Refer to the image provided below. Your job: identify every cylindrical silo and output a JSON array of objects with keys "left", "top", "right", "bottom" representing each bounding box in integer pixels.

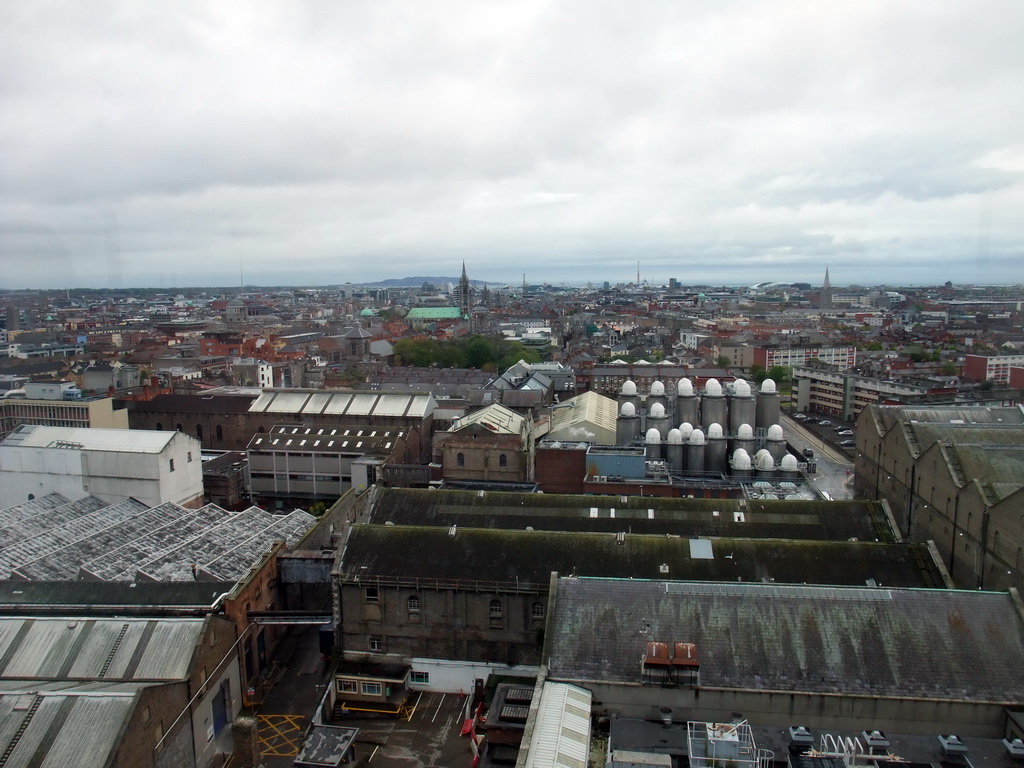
[
  {"left": 754, "top": 448, "right": 775, "bottom": 480},
  {"left": 755, "top": 378, "right": 781, "bottom": 431},
  {"left": 616, "top": 401, "right": 641, "bottom": 445},
  {"left": 705, "top": 423, "right": 728, "bottom": 475},
  {"left": 730, "top": 448, "right": 753, "bottom": 480},
  {"left": 701, "top": 379, "right": 727, "bottom": 431},
  {"left": 665, "top": 428, "right": 684, "bottom": 472},
  {"left": 779, "top": 454, "right": 801, "bottom": 484},
  {"left": 766, "top": 423, "right": 787, "bottom": 464},
  {"left": 618, "top": 380, "right": 641, "bottom": 413},
  {"left": 676, "top": 379, "right": 699, "bottom": 427},
  {"left": 646, "top": 402, "right": 671, "bottom": 440},
  {"left": 687, "top": 428, "right": 706, "bottom": 473},
  {"left": 728, "top": 379, "right": 756, "bottom": 435},
  {"left": 648, "top": 380, "right": 669, "bottom": 415},
  {"left": 677, "top": 422, "right": 694, "bottom": 472},
  {"left": 645, "top": 427, "right": 663, "bottom": 460},
  {"left": 732, "top": 423, "right": 757, "bottom": 458}
]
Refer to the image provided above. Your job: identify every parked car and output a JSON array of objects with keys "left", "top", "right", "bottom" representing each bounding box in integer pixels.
[
  {"left": 818, "top": 420, "right": 832, "bottom": 427},
  {"left": 837, "top": 429, "right": 854, "bottom": 436},
  {"left": 793, "top": 413, "right": 808, "bottom": 420},
  {"left": 840, "top": 439, "right": 856, "bottom": 447}
]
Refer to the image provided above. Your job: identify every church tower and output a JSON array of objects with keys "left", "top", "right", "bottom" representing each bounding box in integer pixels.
[
  {"left": 820, "top": 267, "right": 833, "bottom": 310},
  {"left": 459, "top": 262, "right": 472, "bottom": 332}
]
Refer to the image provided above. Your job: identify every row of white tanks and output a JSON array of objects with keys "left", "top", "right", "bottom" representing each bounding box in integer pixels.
[{"left": 615, "top": 378, "right": 798, "bottom": 479}]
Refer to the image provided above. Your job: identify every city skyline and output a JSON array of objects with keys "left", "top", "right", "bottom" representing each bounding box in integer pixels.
[{"left": 2, "top": 2, "right": 1023, "bottom": 289}]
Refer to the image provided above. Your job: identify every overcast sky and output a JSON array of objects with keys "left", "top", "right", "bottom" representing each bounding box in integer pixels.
[{"left": 2, "top": 1, "right": 1023, "bottom": 290}]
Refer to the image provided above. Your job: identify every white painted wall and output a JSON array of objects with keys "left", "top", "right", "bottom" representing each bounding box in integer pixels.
[
  {"left": 0, "top": 430, "right": 202, "bottom": 508},
  {"left": 408, "top": 658, "right": 539, "bottom": 694}
]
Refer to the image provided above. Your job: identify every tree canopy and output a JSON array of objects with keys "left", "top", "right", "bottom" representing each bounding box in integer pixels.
[{"left": 392, "top": 335, "right": 542, "bottom": 371}]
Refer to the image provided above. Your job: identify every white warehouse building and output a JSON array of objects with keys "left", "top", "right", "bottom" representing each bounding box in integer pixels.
[{"left": 0, "top": 424, "right": 204, "bottom": 509}]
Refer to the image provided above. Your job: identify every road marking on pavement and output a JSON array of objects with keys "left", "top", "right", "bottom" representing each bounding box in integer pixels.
[
  {"left": 431, "top": 693, "right": 446, "bottom": 723},
  {"left": 257, "top": 714, "right": 306, "bottom": 757}
]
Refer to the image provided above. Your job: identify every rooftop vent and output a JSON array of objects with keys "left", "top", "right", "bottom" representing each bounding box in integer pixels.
[
  {"left": 616, "top": 532, "right": 626, "bottom": 545},
  {"left": 1002, "top": 738, "right": 1024, "bottom": 759},
  {"left": 938, "top": 735, "right": 969, "bottom": 757},
  {"left": 448, "top": 524, "right": 457, "bottom": 538},
  {"left": 862, "top": 730, "right": 890, "bottom": 753}
]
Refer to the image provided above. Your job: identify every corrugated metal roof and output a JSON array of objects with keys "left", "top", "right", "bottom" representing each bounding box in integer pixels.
[
  {"left": 0, "top": 617, "right": 204, "bottom": 681},
  {"left": 524, "top": 682, "right": 591, "bottom": 768},
  {"left": 1, "top": 425, "right": 175, "bottom": 453}
]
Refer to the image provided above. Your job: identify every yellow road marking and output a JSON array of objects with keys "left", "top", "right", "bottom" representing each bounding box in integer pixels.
[{"left": 257, "top": 714, "right": 306, "bottom": 757}]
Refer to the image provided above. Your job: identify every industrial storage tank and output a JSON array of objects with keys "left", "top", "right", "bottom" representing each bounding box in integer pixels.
[
  {"left": 730, "top": 448, "right": 753, "bottom": 480},
  {"left": 618, "top": 380, "right": 641, "bottom": 413},
  {"left": 765, "top": 423, "right": 787, "bottom": 463},
  {"left": 665, "top": 428, "right": 684, "bottom": 472},
  {"left": 705, "top": 423, "right": 728, "bottom": 475},
  {"left": 676, "top": 378, "right": 699, "bottom": 427},
  {"left": 645, "top": 427, "right": 663, "bottom": 460},
  {"left": 687, "top": 428, "right": 706, "bottom": 473},
  {"left": 754, "top": 449, "right": 776, "bottom": 480},
  {"left": 616, "top": 401, "right": 641, "bottom": 445},
  {"left": 732, "top": 422, "right": 757, "bottom": 458},
  {"left": 755, "top": 378, "right": 781, "bottom": 430},
  {"left": 779, "top": 453, "right": 800, "bottom": 481},
  {"left": 728, "top": 379, "right": 756, "bottom": 435},
  {"left": 646, "top": 401, "right": 671, "bottom": 439},
  {"left": 701, "top": 378, "right": 727, "bottom": 430},
  {"left": 648, "top": 380, "right": 669, "bottom": 414}
]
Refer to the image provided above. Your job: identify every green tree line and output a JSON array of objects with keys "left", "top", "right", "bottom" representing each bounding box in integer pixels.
[{"left": 393, "top": 335, "right": 542, "bottom": 372}]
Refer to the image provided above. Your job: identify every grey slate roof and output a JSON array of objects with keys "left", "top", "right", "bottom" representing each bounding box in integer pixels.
[
  {"left": 338, "top": 526, "right": 943, "bottom": 590},
  {"left": 366, "top": 488, "right": 893, "bottom": 541},
  {"left": 0, "top": 492, "right": 71, "bottom": 526},
  {"left": 545, "top": 577, "right": 1024, "bottom": 702}
]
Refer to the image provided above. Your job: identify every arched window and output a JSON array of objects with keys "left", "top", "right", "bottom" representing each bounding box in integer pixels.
[
  {"left": 499, "top": 454, "right": 507, "bottom": 467},
  {"left": 176, "top": 423, "right": 183, "bottom": 432},
  {"left": 489, "top": 599, "right": 502, "bottom": 618},
  {"left": 457, "top": 452, "right": 465, "bottom": 467},
  {"left": 155, "top": 422, "right": 163, "bottom": 431},
  {"left": 195, "top": 424, "right": 203, "bottom": 440},
  {"left": 258, "top": 425, "right": 266, "bottom": 433},
  {"left": 216, "top": 424, "right": 224, "bottom": 441},
  {"left": 531, "top": 601, "right": 544, "bottom": 619},
  {"left": 408, "top": 596, "right": 421, "bottom": 613}
]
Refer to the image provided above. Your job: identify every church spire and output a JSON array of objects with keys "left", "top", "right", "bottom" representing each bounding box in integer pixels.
[{"left": 821, "top": 267, "right": 833, "bottom": 310}]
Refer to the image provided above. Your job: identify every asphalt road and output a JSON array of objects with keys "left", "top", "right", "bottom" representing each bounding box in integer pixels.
[{"left": 780, "top": 413, "right": 856, "bottom": 500}]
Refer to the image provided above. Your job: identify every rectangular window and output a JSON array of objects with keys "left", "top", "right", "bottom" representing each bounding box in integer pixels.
[
  {"left": 169, "top": 459, "right": 175, "bottom": 472},
  {"left": 364, "top": 587, "right": 379, "bottom": 604},
  {"left": 338, "top": 679, "right": 358, "bottom": 693},
  {"left": 369, "top": 636, "right": 383, "bottom": 652},
  {"left": 187, "top": 451, "right": 193, "bottom": 462},
  {"left": 411, "top": 671, "right": 429, "bottom": 685},
  {"left": 361, "top": 681, "right": 383, "bottom": 696}
]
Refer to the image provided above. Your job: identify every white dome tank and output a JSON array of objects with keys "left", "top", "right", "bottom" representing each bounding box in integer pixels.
[
  {"left": 767, "top": 424, "right": 784, "bottom": 440},
  {"left": 620, "top": 402, "right": 636, "bottom": 417},
  {"left": 707, "top": 423, "right": 724, "bottom": 439},
  {"left": 649, "top": 402, "right": 666, "bottom": 418},
  {"left": 679, "top": 422, "right": 694, "bottom": 438},
  {"left": 732, "top": 449, "right": 752, "bottom": 470},
  {"left": 756, "top": 451, "right": 776, "bottom": 471},
  {"left": 780, "top": 454, "right": 799, "bottom": 471},
  {"left": 704, "top": 378, "right": 723, "bottom": 396},
  {"left": 677, "top": 378, "right": 694, "bottom": 396},
  {"left": 622, "top": 380, "right": 637, "bottom": 396},
  {"left": 733, "top": 379, "right": 751, "bottom": 397},
  {"left": 667, "top": 428, "right": 683, "bottom": 445},
  {"left": 645, "top": 428, "right": 661, "bottom": 443},
  {"left": 688, "top": 428, "right": 706, "bottom": 445},
  {"left": 760, "top": 378, "right": 777, "bottom": 394},
  {"left": 737, "top": 423, "right": 754, "bottom": 439},
  {"left": 650, "top": 381, "right": 665, "bottom": 396}
]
